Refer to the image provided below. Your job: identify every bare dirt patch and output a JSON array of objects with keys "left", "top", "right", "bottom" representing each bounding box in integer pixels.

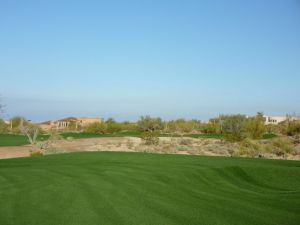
[
  {"left": 1, "top": 136, "right": 300, "bottom": 160},
  {"left": 0, "top": 145, "right": 33, "bottom": 159}
]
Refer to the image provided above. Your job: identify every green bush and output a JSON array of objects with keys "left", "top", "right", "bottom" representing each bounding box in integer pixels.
[
  {"left": 105, "top": 118, "right": 122, "bottom": 133},
  {"left": 119, "top": 121, "right": 138, "bottom": 131},
  {"left": 140, "top": 132, "right": 159, "bottom": 145},
  {"left": 138, "top": 116, "right": 164, "bottom": 132},
  {"left": 85, "top": 119, "right": 137, "bottom": 134},
  {"left": 221, "top": 114, "right": 247, "bottom": 142},
  {"left": 201, "top": 122, "right": 220, "bottom": 134},
  {"left": 165, "top": 119, "right": 202, "bottom": 133},
  {"left": 85, "top": 122, "right": 107, "bottom": 134}
]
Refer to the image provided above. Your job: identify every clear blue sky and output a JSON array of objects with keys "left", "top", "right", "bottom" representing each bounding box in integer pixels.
[{"left": 1, "top": 0, "right": 300, "bottom": 122}]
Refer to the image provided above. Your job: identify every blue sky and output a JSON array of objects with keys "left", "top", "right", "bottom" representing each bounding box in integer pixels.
[{"left": 1, "top": 0, "right": 300, "bottom": 122}]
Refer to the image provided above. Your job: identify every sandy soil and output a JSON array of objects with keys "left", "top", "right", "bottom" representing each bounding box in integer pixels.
[
  {"left": 0, "top": 137, "right": 299, "bottom": 160},
  {"left": 0, "top": 145, "right": 32, "bottom": 159},
  {"left": 0, "top": 137, "right": 141, "bottom": 159}
]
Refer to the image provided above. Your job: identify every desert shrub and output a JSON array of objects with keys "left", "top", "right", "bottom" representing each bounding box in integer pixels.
[
  {"left": 238, "top": 138, "right": 263, "bottom": 157},
  {"left": 119, "top": 121, "right": 138, "bottom": 131},
  {"left": 161, "top": 143, "right": 172, "bottom": 151},
  {"left": 46, "top": 130, "right": 63, "bottom": 142},
  {"left": 201, "top": 122, "right": 220, "bottom": 134},
  {"left": 85, "top": 119, "right": 137, "bottom": 134},
  {"left": 221, "top": 114, "right": 247, "bottom": 142},
  {"left": 227, "top": 148, "right": 236, "bottom": 156},
  {"left": 105, "top": 118, "right": 122, "bottom": 133},
  {"left": 277, "top": 120, "right": 300, "bottom": 136},
  {"left": 30, "top": 150, "right": 43, "bottom": 157},
  {"left": 179, "top": 138, "right": 192, "bottom": 145},
  {"left": 266, "top": 124, "right": 278, "bottom": 134},
  {"left": 286, "top": 121, "right": 300, "bottom": 136},
  {"left": 246, "top": 114, "right": 266, "bottom": 139},
  {"left": 37, "top": 130, "right": 63, "bottom": 154},
  {"left": 137, "top": 116, "right": 164, "bottom": 132},
  {"left": 140, "top": 132, "right": 159, "bottom": 145},
  {"left": 293, "top": 135, "right": 300, "bottom": 145},
  {"left": 271, "top": 137, "right": 293, "bottom": 156},
  {"left": 126, "top": 140, "right": 134, "bottom": 149},
  {"left": 20, "top": 123, "right": 42, "bottom": 144},
  {"left": 224, "top": 133, "right": 246, "bottom": 142},
  {"left": 85, "top": 122, "right": 107, "bottom": 134},
  {"left": 165, "top": 119, "right": 202, "bottom": 133}
]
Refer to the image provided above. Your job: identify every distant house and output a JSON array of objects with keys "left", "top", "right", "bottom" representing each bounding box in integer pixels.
[
  {"left": 263, "top": 115, "right": 299, "bottom": 125},
  {"left": 39, "top": 117, "right": 102, "bottom": 130},
  {"left": 4, "top": 120, "right": 10, "bottom": 125}
]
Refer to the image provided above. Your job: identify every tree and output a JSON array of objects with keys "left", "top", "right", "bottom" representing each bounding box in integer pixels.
[
  {"left": 137, "top": 116, "right": 164, "bottom": 132},
  {"left": 20, "top": 123, "right": 40, "bottom": 145}
]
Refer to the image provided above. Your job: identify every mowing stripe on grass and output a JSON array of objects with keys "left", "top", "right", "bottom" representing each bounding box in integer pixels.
[{"left": 0, "top": 152, "right": 299, "bottom": 225}]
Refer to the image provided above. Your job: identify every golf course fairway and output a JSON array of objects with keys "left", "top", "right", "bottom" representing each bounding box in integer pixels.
[{"left": 0, "top": 152, "right": 299, "bottom": 225}]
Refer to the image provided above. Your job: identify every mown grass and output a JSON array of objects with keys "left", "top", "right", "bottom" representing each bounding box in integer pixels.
[
  {"left": 62, "top": 130, "right": 141, "bottom": 139},
  {"left": 0, "top": 152, "right": 299, "bottom": 225},
  {"left": 0, "top": 134, "right": 29, "bottom": 146},
  {"left": 0, "top": 134, "right": 50, "bottom": 146}
]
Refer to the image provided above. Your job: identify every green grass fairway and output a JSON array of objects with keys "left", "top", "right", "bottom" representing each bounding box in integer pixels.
[
  {"left": 0, "top": 152, "right": 299, "bottom": 225},
  {"left": 0, "top": 134, "right": 29, "bottom": 146},
  {"left": 62, "top": 131, "right": 142, "bottom": 139},
  {"left": 0, "top": 134, "right": 49, "bottom": 146}
]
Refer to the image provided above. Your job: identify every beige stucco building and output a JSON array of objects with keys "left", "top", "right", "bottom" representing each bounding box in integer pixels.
[
  {"left": 39, "top": 117, "right": 102, "bottom": 130},
  {"left": 263, "top": 115, "right": 299, "bottom": 125}
]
